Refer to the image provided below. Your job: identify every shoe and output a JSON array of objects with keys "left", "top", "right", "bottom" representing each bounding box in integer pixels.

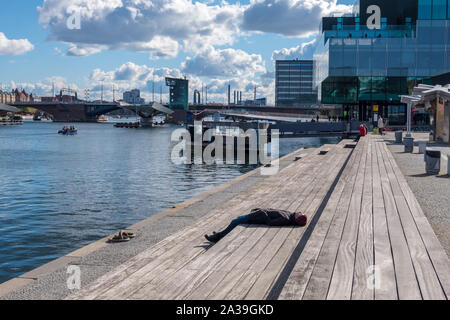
[{"left": 205, "top": 232, "right": 222, "bottom": 243}]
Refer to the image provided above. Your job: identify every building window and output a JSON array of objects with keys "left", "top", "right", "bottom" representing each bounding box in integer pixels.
[
  {"left": 419, "top": 0, "right": 432, "bottom": 19},
  {"left": 448, "top": 0, "right": 450, "bottom": 18},
  {"left": 433, "top": 0, "right": 447, "bottom": 19}
]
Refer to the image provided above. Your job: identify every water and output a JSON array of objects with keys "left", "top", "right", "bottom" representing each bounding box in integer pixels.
[{"left": 0, "top": 121, "right": 340, "bottom": 283}]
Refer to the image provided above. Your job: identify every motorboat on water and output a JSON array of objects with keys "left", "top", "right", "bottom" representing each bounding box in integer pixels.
[{"left": 58, "top": 126, "right": 78, "bottom": 135}]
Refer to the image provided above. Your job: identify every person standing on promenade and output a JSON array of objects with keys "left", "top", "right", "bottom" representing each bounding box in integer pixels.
[
  {"left": 205, "top": 208, "right": 308, "bottom": 243},
  {"left": 378, "top": 116, "right": 385, "bottom": 135}
]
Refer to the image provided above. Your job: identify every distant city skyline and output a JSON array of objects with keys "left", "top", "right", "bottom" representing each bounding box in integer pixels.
[{"left": 0, "top": 0, "right": 355, "bottom": 104}]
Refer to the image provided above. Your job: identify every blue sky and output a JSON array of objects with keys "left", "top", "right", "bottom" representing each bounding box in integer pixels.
[{"left": 0, "top": 0, "right": 355, "bottom": 104}]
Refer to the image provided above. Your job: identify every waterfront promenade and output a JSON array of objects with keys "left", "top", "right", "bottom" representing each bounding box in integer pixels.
[{"left": 1, "top": 135, "right": 449, "bottom": 300}]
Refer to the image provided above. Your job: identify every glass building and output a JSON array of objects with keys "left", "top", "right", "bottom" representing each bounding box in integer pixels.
[
  {"left": 275, "top": 60, "right": 318, "bottom": 107},
  {"left": 314, "top": 0, "right": 450, "bottom": 125},
  {"left": 165, "top": 77, "right": 189, "bottom": 111}
]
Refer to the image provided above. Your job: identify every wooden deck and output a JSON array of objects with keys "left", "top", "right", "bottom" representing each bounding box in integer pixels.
[
  {"left": 68, "top": 135, "right": 449, "bottom": 300},
  {"left": 279, "top": 135, "right": 450, "bottom": 300}
]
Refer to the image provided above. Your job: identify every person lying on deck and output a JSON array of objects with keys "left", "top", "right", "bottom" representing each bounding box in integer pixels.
[{"left": 205, "top": 208, "right": 308, "bottom": 243}]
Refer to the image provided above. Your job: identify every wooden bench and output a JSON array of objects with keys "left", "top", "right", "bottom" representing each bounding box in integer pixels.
[
  {"left": 278, "top": 135, "right": 450, "bottom": 300},
  {"left": 68, "top": 140, "right": 354, "bottom": 300}
]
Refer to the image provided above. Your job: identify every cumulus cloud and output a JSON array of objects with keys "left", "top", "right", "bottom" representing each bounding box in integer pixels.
[
  {"left": 37, "top": 0, "right": 243, "bottom": 57},
  {"left": 67, "top": 44, "right": 106, "bottom": 56},
  {"left": 9, "top": 77, "right": 79, "bottom": 96},
  {"left": 89, "top": 61, "right": 275, "bottom": 104},
  {"left": 0, "top": 32, "right": 34, "bottom": 55},
  {"left": 272, "top": 38, "right": 317, "bottom": 61},
  {"left": 242, "top": 0, "right": 352, "bottom": 37},
  {"left": 181, "top": 46, "right": 266, "bottom": 77}
]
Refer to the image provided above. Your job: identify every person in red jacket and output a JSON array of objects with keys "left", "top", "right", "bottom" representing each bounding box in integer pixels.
[
  {"left": 205, "top": 208, "right": 308, "bottom": 243},
  {"left": 359, "top": 124, "right": 367, "bottom": 137}
]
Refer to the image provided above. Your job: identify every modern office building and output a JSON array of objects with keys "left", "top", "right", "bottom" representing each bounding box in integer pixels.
[
  {"left": 314, "top": 0, "right": 450, "bottom": 125},
  {"left": 275, "top": 60, "right": 318, "bottom": 107}
]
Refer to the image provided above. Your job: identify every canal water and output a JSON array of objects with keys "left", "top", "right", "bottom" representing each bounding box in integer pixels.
[{"left": 0, "top": 121, "right": 340, "bottom": 283}]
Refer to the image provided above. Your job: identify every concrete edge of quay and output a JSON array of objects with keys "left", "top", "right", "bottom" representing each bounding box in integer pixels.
[{"left": 0, "top": 146, "right": 313, "bottom": 300}]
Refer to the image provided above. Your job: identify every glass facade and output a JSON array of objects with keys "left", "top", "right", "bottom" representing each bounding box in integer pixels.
[
  {"left": 315, "top": 20, "right": 450, "bottom": 106},
  {"left": 165, "top": 77, "right": 189, "bottom": 110},
  {"left": 418, "top": 0, "right": 450, "bottom": 19},
  {"left": 275, "top": 60, "right": 318, "bottom": 107},
  {"left": 317, "top": 20, "right": 450, "bottom": 83},
  {"left": 321, "top": 76, "right": 409, "bottom": 104},
  {"left": 313, "top": 0, "right": 449, "bottom": 125}
]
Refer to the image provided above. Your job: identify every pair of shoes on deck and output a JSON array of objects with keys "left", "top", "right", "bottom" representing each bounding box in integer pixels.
[
  {"left": 205, "top": 232, "right": 222, "bottom": 243},
  {"left": 108, "top": 231, "right": 136, "bottom": 243}
]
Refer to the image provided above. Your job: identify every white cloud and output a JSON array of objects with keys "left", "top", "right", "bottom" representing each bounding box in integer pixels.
[
  {"left": 242, "top": 0, "right": 352, "bottom": 37},
  {"left": 181, "top": 46, "right": 266, "bottom": 77},
  {"left": 9, "top": 77, "right": 79, "bottom": 96},
  {"left": 272, "top": 38, "right": 317, "bottom": 61},
  {"left": 37, "top": 0, "right": 243, "bottom": 57},
  {"left": 129, "top": 36, "right": 180, "bottom": 59},
  {"left": 89, "top": 61, "right": 275, "bottom": 104},
  {"left": 0, "top": 32, "right": 34, "bottom": 55}
]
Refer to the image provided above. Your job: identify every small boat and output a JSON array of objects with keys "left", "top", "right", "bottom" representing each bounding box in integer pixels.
[
  {"left": 97, "top": 115, "right": 109, "bottom": 123},
  {"left": 58, "top": 127, "right": 78, "bottom": 135},
  {"left": 114, "top": 122, "right": 141, "bottom": 128}
]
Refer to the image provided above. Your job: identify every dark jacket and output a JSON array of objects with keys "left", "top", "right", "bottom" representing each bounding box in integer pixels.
[{"left": 247, "top": 208, "right": 297, "bottom": 226}]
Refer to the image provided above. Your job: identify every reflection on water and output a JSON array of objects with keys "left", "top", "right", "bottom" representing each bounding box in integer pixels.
[{"left": 0, "top": 121, "right": 339, "bottom": 283}]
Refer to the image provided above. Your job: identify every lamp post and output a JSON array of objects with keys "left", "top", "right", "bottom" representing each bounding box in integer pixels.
[{"left": 406, "top": 101, "right": 412, "bottom": 138}]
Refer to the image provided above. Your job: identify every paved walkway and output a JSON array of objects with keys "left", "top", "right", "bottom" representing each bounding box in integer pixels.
[{"left": 383, "top": 131, "right": 450, "bottom": 257}]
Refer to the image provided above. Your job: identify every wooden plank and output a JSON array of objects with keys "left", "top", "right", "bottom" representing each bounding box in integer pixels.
[
  {"left": 379, "top": 140, "right": 445, "bottom": 300},
  {"left": 381, "top": 141, "right": 450, "bottom": 299},
  {"left": 370, "top": 136, "right": 397, "bottom": 300},
  {"left": 326, "top": 138, "right": 368, "bottom": 300},
  {"left": 375, "top": 138, "right": 422, "bottom": 300},
  {"left": 243, "top": 147, "right": 353, "bottom": 300},
  {"left": 352, "top": 138, "right": 374, "bottom": 300},
  {"left": 186, "top": 227, "right": 280, "bottom": 300},
  {"left": 278, "top": 137, "right": 363, "bottom": 300},
  {"left": 302, "top": 139, "right": 365, "bottom": 300},
  {"left": 139, "top": 226, "right": 268, "bottom": 300},
  {"left": 224, "top": 227, "right": 294, "bottom": 300}
]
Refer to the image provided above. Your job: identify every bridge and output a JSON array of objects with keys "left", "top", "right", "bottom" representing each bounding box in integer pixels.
[
  {"left": 0, "top": 103, "right": 19, "bottom": 115},
  {"left": 10, "top": 101, "right": 173, "bottom": 123}
]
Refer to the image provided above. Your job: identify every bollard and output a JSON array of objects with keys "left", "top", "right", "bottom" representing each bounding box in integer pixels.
[
  {"left": 448, "top": 154, "right": 450, "bottom": 175},
  {"left": 404, "top": 136, "right": 414, "bottom": 153},
  {"left": 425, "top": 149, "right": 441, "bottom": 175},
  {"left": 395, "top": 131, "right": 403, "bottom": 144},
  {"left": 418, "top": 141, "right": 427, "bottom": 154}
]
